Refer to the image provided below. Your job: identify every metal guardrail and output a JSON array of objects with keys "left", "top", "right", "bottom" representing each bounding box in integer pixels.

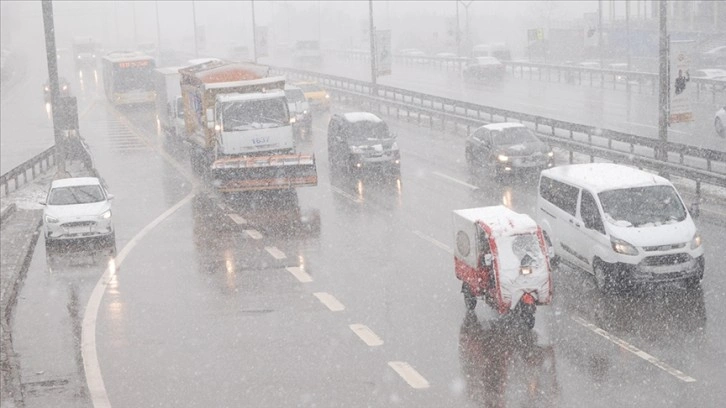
[
  {"left": 272, "top": 66, "right": 726, "bottom": 191},
  {"left": 323, "top": 48, "right": 725, "bottom": 102},
  {"left": 0, "top": 146, "right": 56, "bottom": 197}
]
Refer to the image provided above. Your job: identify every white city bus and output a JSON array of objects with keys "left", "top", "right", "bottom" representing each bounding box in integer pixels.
[{"left": 102, "top": 51, "right": 156, "bottom": 105}]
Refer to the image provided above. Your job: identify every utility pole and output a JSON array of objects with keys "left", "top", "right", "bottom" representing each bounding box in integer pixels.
[
  {"left": 657, "top": 0, "right": 669, "bottom": 162},
  {"left": 155, "top": 1, "right": 161, "bottom": 63},
  {"left": 455, "top": 2, "right": 460, "bottom": 57},
  {"left": 458, "top": 1, "right": 473, "bottom": 57},
  {"left": 41, "top": 0, "right": 66, "bottom": 175},
  {"left": 132, "top": 1, "right": 138, "bottom": 48},
  {"left": 626, "top": 0, "right": 631, "bottom": 92},
  {"left": 369, "top": 0, "right": 377, "bottom": 91},
  {"left": 598, "top": 0, "right": 604, "bottom": 71},
  {"left": 192, "top": 1, "right": 199, "bottom": 58},
  {"left": 251, "top": 0, "right": 257, "bottom": 62}
]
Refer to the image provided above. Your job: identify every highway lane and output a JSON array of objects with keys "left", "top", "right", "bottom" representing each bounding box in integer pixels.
[
  {"left": 6, "top": 68, "right": 725, "bottom": 407},
  {"left": 267, "top": 55, "right": 726, "bottom": 153}
]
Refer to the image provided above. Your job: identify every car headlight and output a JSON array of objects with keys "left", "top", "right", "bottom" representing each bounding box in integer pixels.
[
  {"left": 62, "top": 85, "right": 68, "bottom": 90},
  {"left": 690, "top": 233, "right": 702, "bottom": 250},
  {"left": 611, "top": 237, "right": 639, "bottom": 256},
  {"left": 45, "top": 214, "right": 59, "bottom": 223},
  {"left": 100, "top": 210, "right": 112, "bottom": 220},
  {"left": 289, "top": 117, "right": 296, "bottom": 124},
  {"left": 44, "top": 86, "right": 49, "bottom": 91},
  {"left": 303, "top": 110, "right": 308, "bottom": 115},
  {"left": 497, "top": 154, "right": 509, "bottom": 162},
  {"left": 547, "top": 151, "right": 554, "bottom": 157},
  {"left": 325, "top": 94, "right": 330, "bottom": 99}
]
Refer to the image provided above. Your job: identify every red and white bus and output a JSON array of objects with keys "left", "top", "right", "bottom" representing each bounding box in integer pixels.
[{"left": 102, "top": 51, "right": 156, "bottom": 105}]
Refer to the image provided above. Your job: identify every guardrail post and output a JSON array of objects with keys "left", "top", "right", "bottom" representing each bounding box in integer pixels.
[
  {"left": 692, "top": 179, "right": 701, "bottom": 218},
  {"left": 569, "top": 151, "right": 574, "bottom": 164}
]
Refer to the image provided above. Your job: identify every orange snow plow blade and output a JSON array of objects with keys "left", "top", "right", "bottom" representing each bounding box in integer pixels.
[{"left": 211, "top": 154, "right": 318, "bottom": 192}]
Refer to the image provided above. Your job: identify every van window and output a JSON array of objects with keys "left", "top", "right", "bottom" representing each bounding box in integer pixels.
[
  {"left": 598, "top": 185, "right": 686, "bottom": 227},
  {"left": 539, "top": 176, "right": 579, "bottom": 216},
  {"left": 580, "top": 191, "right": 605, "bottom": 234}
]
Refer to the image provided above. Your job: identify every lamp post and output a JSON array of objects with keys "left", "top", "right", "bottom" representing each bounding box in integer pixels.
[
  {"left": 369, "top": 0, "right": 376, "bottom": 90},
  {"left": 192, "top": 1, "right": 198, "bottom": 58},
  {"left": 251, "top": 0, "right": 257, "bottom": 62},
  {"left": 41, "top": 0, "right": 66, "bottom": 175}
]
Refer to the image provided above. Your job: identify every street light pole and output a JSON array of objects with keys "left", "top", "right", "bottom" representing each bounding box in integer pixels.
[
  {"left": 251, "top": 0, "right": 257, "bottom": 63},
  {"left": 41, "top": 0, "right": 66, "bottom": 175},
  {"left": 192, "top": 1, "right": 199, "bottom": 58},
  {"left": 155, "top": 1, "right": 161, "bottom": 63},
  {"left": 369, "top": 0, "right": 377, "bottom": 90},
  {"left": 455, "top": 1, "right": 460, "bottom": 57},
  {"left": 458, "top": 1, "right": 472, "bottom": 57},
  {"left": 657, "top": 0, "right": 669, "bottom": 162}
]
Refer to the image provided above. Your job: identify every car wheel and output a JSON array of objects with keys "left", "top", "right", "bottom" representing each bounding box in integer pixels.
[
  {"left": 462, "top": 282, "right": 477, "bottom": 310},
  {"left": 716, "top": 117, "right": 725, "bottom": 138},
  {"left": 593, "top": 260, "right": 612, "bottom": 293}
]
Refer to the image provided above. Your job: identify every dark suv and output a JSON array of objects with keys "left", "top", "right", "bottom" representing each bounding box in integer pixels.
[
  {"left": 327, "top": 112, "right": 400, "bottom": 174},
  {"left": 465, "top": 122, "right": 554, "bottom": 180}
]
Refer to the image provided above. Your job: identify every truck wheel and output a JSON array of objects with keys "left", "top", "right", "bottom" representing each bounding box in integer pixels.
[{"left": 462, "top": 283, "right": 477, "bottom": 311}]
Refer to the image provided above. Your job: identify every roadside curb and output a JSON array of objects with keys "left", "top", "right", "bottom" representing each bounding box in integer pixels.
[
  {"left": 0, "top": 210, "right": 42, "bottom": 407},
  {"left": 0, "top": 204, "right": 16, "bottom": 225}
]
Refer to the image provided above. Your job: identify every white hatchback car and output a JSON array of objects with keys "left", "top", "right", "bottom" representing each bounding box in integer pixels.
[{"left": 41, "top": 177, "right": 115, "bottom": 249}]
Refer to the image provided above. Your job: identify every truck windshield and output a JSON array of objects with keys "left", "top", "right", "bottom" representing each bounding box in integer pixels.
[
  {"left": 222, "top": 98, "right": 289, "bottom": 131},
  {"left": 599, "top": 185, "right": 686, "bottom": 227},
  {"left": 284, "top": 89, "right": 306, "bottom": 103},
  {"left": 74, "top": 43, "right": 95, "bottom": 54}
]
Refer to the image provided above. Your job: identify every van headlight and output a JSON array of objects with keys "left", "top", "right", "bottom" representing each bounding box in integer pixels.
[
  {"left": 611, "top": 237, "right": 639, "bottom": 256},
  {"left": 45, "top": 214, "right": 59, "bottom": 224},
  {"left": 497, "top": 154, "right": 509, "bottom": 162},
  {"left": 690, "top": 233, "right": 702, "bottom": 250},
  {"left": 100, "top": 210, "right": 112, "bottom": 220}
]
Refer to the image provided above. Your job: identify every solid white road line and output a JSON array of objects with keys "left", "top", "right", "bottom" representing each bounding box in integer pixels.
[
  {"left": 571, "top": 315, "right": 696, "bottom": 383},
  {"left": 349, "top": 324, "right": 384, "bottom": 347},
  {"left": 285, "top": 266, "right": 312, "bottom": 283},
  {"left": 388, "top": 361, "right": 430, "bottom": 389},
  {"left": 265, "top": 246, "right": 287, "bottom": 260},
  {"left": 313, "top": 292, "right": 345, "bottom": 312},
  {"left": 82, "top": 191, "right": 196, "bottom": 408},
  {"left": 227, "top": 214, "right": 247, "bottom": 225},
  {"left": 432, "top": 171, "right": 479, "bottom": 191},
  {"left": 245, "top": 229, "right": 263, "bottom": 240},
  {"left": 412, "top": 230, "right": 453, "bottom": 254}
]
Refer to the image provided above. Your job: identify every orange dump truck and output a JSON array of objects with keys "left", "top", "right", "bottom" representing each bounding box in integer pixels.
[{"left": 179, "top": 60, "right": 317, "bottom": 192}]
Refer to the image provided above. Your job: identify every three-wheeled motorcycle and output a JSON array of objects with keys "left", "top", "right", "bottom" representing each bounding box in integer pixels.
[{"left": 453, "top": 205, "right": 553, "bottom": 329}]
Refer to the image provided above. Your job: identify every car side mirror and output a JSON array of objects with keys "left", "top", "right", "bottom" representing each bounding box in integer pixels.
[
  {"left": 689, "top": 202, "right": 700, "bottom": 219},
  {"left": 39, "top": 201, "right": 46, "bottom": 206},
  {"left": 107, "top": 194, "right": 115, "bottom": 201},
  {"left": 483, "top": 254, "right": 493, "bottom": 266}
]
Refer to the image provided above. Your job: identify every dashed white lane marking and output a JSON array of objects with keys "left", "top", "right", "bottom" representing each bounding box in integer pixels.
[
  {"left": 412, "top": 230, "right": 453, "bottom": 254},
  {"left": 227, "top": 214, "right": 247, "bottom": 225},
  {"left": 349, "top": 324, "right": 384, "bottom": 347},
  {"left": 388, "top": 361, "right": 430, "bottom": 389},
  {"left": 432, "top": 171, "right": 479, "bottom": 191},
  {"left": 285, "top": 266, "right": 312, "bottom": 283},
  {"left": 313, "top": 292, "right": 345, "bottom": 311},
  {"left": 265, "top": 246, "right": 287, "bottom": 260},
  {"left": 329, "top": 185, "right": 363, "bottom": 203},
  {"left": 245, "top": 229, "right": 263, "bottom": 240},
  {"left": 571, "top": 316, "right": 696, "bottom": 383}
]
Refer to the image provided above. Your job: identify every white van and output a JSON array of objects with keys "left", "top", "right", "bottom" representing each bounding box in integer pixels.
[{"left": 536, "top": 163, "right": 704, "bottom": 291}]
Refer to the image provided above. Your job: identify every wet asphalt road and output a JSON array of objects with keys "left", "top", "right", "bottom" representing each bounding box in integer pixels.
[{"left": 8, "top": 85, "right": 726, "bottom": 407}]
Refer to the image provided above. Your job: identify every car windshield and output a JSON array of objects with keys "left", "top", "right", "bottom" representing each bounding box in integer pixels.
[
  {"left": 48, "top": 185, "right": 104, "bottom": 205},
  {"left": 599, "top": 185, "right": 686, "bottom": 227},
  {"left": 343, "top": 121, "right": 391, "bottom": 141},
  {"left": 284, "top": 88, "right": 306, "bottom": 103},
  {"left": 221, "top": 98, "right": 289, "bottom": 130},
  {"left": 496, "top": 232, "right": 545, "bottom": 272},
  {"left": 491, "top": 127, "right": 540, "bottom": 146}
]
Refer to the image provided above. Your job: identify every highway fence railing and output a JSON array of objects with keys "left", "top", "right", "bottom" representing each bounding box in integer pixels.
[
  {"left": 272, "top": 65, "right": 726, "bottom": 199},
  {"left": 322, "top": 48, "right": 725, "bottom": 103},
  {"left": 0, "top": 146, "right": 55, "bottom": 197}
]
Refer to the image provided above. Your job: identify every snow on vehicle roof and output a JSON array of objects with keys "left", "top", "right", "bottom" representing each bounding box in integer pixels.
[
  {"left": 204, "top": 75, "right": 286, "bottom": 90},
  {"left": 155, "top": 66, "right": 184, "bottom": 75},
  {"left": 482, "top": 122, "right": 525, "bottom": 131},
  {"left": 541, "top": 163, "right": 672, "bottom": 193},
  {"left": 217, "top": 88, "right": 286, "bottom": 102},
  {"left": 343, "top": 112, "right": 383, "bottom": 123},
  {"left": 51, "top": 177, "right": 101, "bottom": 188},
  {"left": 103, "top": 51, "right": 153, "bottom": 62},
  {"left": 453, "top": 206, "right": 539, "bottom": 237}
]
